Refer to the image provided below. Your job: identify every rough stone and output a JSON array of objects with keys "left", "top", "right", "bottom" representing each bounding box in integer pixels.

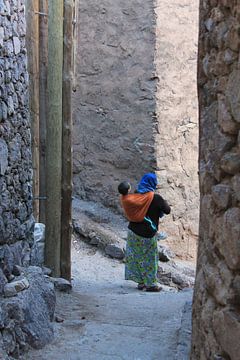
[
  {"left": 0, "top": 268, "right": 56, "bottom": 354},
  {"left": 105, "top": 244, "right": 125, "bottom": 260},
  {"left": 12, "top": 265, "right": 22, "bottom": 277},
  {"left": 30, "top": 223, "right": 45, "bottom": 266},
  {"left": 4, "top": 277, "right": 29, "bottom": 297},
  {"left": 13, "top": 37, "right": 20, "bottom": 55},
  {"left": 49, "top": 277, "right": 72, "bottom": 292},
  {"left": 226, "top": 69, "right": 240, "bottom": 123},
  {"left": 211, "top": 184, "right": 232, "bottom": 209},
  {"left": 232, "top": 174, "right": 240, "bottom": 202},
  {"left": 220, "top": 151, "right": 240, "bottom": 175},
  {"left": 0, "top": 138, "right": 8, "bottom": 176},
  {"left": 158, "top": 244, "right": 175, "bottom": 262},
  {"left": 216, "top": 208, "right": 240, "bottom": 270},
  {"left": 217, "top": 95, "right": 239, "bottom": 135},
  {"left": 213, "top": 310, "right": 240, "bottom": 360},
  {"left": 0, "top": 268, "right": 7, "bottom": 295},
  {"left": 157, "top": 261, "right": 195, "bottom": 290}
]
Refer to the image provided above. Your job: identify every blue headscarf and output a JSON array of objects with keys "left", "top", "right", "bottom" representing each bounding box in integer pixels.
[{"left": 137, "top": 173, "right": 157, "bottom": 194}]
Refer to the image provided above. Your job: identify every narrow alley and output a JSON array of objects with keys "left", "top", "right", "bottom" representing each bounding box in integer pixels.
[{"left": 26, "top": 238, "right": 192, "bottom": 360}]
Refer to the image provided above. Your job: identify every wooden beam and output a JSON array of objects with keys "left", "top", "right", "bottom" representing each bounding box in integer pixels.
[
  {"left": 39, "top": 0, "right": 48, "bottom": 224},
  {"left": 61, "top": 0, "right": 74, "bottom": 280},
  {"left": 45, "top": 0, "right": 64, "bottom": 276},
  {"left": 25, "top": 0, "right": 40, "bottom": 221}
]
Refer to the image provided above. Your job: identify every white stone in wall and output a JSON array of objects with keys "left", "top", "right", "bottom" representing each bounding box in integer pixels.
[
  {"left": 30, "top": 223, "right": 45, "bottom": 266},
  {"left": 13, "top": 36, "right": 21, "bottom": 54},
  {"left": 0, "top": 138, "right": 8, "bottom": 175}
]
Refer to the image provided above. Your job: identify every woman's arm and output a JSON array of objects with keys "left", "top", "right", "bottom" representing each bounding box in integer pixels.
[{"left": 156, "top": 194, "right": 171, "bottom": 215}]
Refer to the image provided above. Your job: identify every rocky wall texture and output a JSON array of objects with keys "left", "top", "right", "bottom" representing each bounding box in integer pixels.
[
  {"left": 0, "top": 0, "right": 34, "bottom": 283},
  {"left": 191, "top": 1, "right": 240, "bottom": 359},
  {"left": 0, "top": 1, "right": 33, "bottom": 239},
  {"left": 0, "top": 2, "right": 56, "bottom": 358},
  {"left": 72, "top": 0, "right": 199, "bottom": 259},
  {"left": 155, "top": 0, "right": 199, "bottom": 259},
  {"left": 0, "top": 266, "right": 55, "bottom": 359}
]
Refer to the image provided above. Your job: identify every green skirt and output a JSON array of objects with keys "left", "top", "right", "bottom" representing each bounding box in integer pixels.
[{"left": 125, "top": 229, "right": 158, "bottom": 287}]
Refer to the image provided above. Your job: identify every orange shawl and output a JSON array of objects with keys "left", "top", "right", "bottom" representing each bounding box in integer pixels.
[{"left": 120, "top": 192, "right": 154, "bottom": 222}]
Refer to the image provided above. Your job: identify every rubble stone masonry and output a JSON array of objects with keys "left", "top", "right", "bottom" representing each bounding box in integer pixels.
[
  {"left": 192, "top": 1, "right": 240, "bottom": 359},
  {"left": 0, "top": 0, "right": 34, "bottom": 287}
]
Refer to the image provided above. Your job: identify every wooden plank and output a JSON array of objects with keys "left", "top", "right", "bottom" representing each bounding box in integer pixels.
[
  {"left": 25, "top": 0, "right": 40, "bottom": 221},
  {"left": 39, "top": 0, "right": 48, "bottom": 224},
  {"left": 45, "top": 0, "right": 64, "bottom": 276},
  {"left": 61, "top": 0, "right": 74, "bottom": 280}
]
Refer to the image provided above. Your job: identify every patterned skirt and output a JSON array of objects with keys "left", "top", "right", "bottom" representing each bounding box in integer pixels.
[{"left": 125, "top": 229, "right": 158, "bottom": 287}]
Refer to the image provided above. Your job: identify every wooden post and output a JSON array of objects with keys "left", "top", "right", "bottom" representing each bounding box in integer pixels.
[
  {"left": 39, "top": 0, "right": 48, "bottom": 224},
  {"left": 61, "top": 0, "right": 74, "bottom": 280},
  {"left": 25, "top": 0, "right": 40, "bottom": 221},
  {"left": 45, "top": 0, "right": 64, "bottom": 276}
]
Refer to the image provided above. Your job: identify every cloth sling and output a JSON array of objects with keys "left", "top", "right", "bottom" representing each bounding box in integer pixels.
[{"left": 120, "top": 192, "right": 154, "bottom": 222}]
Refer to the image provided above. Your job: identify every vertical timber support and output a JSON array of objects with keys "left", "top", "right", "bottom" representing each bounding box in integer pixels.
[
  {"left": 25, "top": 0, "right": 40, "bottom": 221},
  {"left": 61, "top": 0, "right": 74, "bottom": 280},
  {"left": 45, "top": 0, "right": 64, "bottom": 276},
  {"left": 39, "top": 0, "right": 48, "bottom": 224}
]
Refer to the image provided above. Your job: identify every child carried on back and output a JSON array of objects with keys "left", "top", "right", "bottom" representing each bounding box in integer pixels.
[{"left": 118, "top": 181, "right": 167, "bottom": 239}]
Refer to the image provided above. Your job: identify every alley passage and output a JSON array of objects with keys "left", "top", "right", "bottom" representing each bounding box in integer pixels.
[{"left": 26, "top": 239, "right": 192, "bottom": 360}]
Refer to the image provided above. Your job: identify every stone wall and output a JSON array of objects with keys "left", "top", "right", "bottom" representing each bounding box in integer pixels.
[
  {"left": 191, "top": 1, "right": 240, "bottom": 359},
  {"left": 0, "top": 0, "right": 34, "bottom": 282},
  {"left": 73, "top": 0, "right": 199, "bottom": 258}
]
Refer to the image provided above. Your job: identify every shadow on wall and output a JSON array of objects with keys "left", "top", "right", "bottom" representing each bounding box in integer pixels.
[{"left": 72, "top": 0, "right": 158, "bottom": 209}]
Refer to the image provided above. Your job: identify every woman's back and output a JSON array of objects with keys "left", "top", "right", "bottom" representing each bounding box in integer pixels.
[{"left": 128, "top": 193, "right": 170, "bottom": 238}]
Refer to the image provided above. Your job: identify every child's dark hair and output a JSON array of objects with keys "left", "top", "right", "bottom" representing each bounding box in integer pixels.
[{"left": 118, "top": 181, "right": 130, "bottom": 195}]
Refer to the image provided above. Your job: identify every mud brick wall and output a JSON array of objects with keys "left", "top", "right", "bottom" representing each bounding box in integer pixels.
[{"left": 73, "top": 0, "right": 199, "bottom": 259}]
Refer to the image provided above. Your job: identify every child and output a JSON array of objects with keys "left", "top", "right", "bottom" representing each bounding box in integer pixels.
[
  {"left": 118, "top": 180, "right": 168, "bottom": 240},
  {"left": 118, "top": 181, "right": 131, "bottom": 196}
]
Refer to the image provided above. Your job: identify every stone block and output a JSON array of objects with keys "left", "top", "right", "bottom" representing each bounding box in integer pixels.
[
  {"left": 33, "top": 223, "right": 45, "bottom": 243},
  {"left": 232, "top": 174, "right": 240, "bottom": 202},
  {"left": 213, "top": 309, "right": 240, "bottom": 360},
  {"left": 203, "top": 262, "right": 232, "bottom": 306},
  {"left": 48, "top": 277, "right": 72, "bottom": 292},
  {"left": 217, "top": 94, "right": 239, "bottom": 134},
  {"left": 0, "top": 269, "right": 56, "bottom": 354},
  {"left": 216, "top": 208, "right": 240, "bottom": 270},
  {"left": 226, "top": 69, "right": 240, "bottom": 123},
  {"left": 158, "top": 244, "right": 175, "bottom": 262},
  {"left": 105, "top": 244, "right": 125, "bottom": 260},
  {"left": 220, "top": 151, "right": 240, "bottom": 175},
  {"left": 0, "top": 138, "right": 8, "bottom": 176},
  {"left": 13, "top": 36, "right": 20, "bottom": 54},
  {"left": 0, "top": 268, "right": 7, "bottom": 294},
  {"left": 211, "top": 184, "right": 232, "bottom": 209},
  {"left": 4, "top": 277, "right": 29, "bottom": 297}
]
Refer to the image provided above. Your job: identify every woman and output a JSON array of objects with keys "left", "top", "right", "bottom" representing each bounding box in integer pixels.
[{"left": 120, "top": 173, "right": 171, "bottom": 292}]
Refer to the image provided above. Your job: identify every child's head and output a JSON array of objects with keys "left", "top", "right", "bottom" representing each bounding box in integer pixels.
[{"left": 118, "top": 181, "right": 131, "bottom": 195}]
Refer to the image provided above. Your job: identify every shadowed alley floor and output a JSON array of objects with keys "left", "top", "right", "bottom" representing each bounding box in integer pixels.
[{"left": 26, "top": 240, "right": 192, "bottom": 360}]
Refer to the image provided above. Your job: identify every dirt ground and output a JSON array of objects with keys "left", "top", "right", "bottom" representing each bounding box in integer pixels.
[{"left": 26, "top": 237, "right": 192, "bottom": 360}]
